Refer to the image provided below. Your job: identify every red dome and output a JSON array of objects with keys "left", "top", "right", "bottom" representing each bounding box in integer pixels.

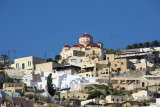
[
  {"left": 80, "top": 34, "right": 92, "bottom": 38},
  {"left": 64, "top": 45, "right": 70, "bottom": 48},
  {"left": 87, "top": 43, "right": 99, "bottom": 47},
  {"left": 72, "top": 44, "right": 80, "bottom": 47},
  {"left": 97, "top": 42, "right": 102, "bottom": 44},
  {"left": 79, "top": 44, "right": 85, "bottom": 47},
  {"left": 87, "top": 43, "right": 94, "bottom": 47},
  {"left": 92, "top": 45, "right": 99, "bottom": 47},
  {"left": 72, "top": 44, "right": 85, "bottom": 47}
]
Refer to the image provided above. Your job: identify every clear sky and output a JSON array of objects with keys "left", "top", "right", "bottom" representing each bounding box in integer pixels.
[{"left": 0, "top": 0, "right": 160, "bottom": 61}]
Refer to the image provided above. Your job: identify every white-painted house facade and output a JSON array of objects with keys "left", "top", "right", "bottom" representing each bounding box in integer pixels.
[{"left": 22, "top": 71, "right": 99, "bottom": 91}]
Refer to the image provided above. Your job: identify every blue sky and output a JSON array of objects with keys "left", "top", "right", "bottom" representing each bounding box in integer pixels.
[{"left": 0, "top": 0, "right": 160, "bottom": 61}]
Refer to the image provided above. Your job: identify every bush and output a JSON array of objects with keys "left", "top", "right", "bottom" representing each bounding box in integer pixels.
[{"left": 87, "top": 90, "right": 103, "bottom": 99}]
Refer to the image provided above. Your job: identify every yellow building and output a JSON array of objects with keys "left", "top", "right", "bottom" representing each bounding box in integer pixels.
[
  {"left": 104, "top": 101, "right": 139, "bottom": 107},
  {"left": 3, "top": 83, "right": 24, "bottom": 93},
  {"left": 119, "top": 101, "right": 139, "bottom": 107},
  {"left": 36, "top": 62, "right": 60, "bottom": 72},
  {"left": 60, "top": 91, "right": 88, "bottom": 101},
  {"left": 14, "top": 56, "right": 46, "bottom": 70}
]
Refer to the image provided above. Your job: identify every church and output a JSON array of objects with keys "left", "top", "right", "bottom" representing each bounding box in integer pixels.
[{"left": 60, "top": 33, "right": 106, "bottom": 63}]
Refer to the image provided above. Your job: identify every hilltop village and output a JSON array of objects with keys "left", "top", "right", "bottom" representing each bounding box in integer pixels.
[{"left": 1, "top": 33, "right": 160, "bottom": 107}]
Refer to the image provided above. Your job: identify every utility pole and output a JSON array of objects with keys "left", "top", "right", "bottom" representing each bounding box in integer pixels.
[
  {"left": 145, "top": 51, "right": 149, "bottom": 75},
  {"left": 8, "top": 50, "right": 10, "bottom": 62},
  {"left": 107, "top": 57, "right": 111, "bottom": 84},
  {"left": 107, "top": 57, "right": 112, "bottom": 88}
]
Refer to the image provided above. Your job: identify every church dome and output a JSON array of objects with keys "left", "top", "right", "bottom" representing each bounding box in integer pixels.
[
  {"left": 63, "top": 45, "right": 70, "bottom": 48},
  {"left": 97, "top": 42, "right": 102, "bottom": 44},
  {"left": 80, "top": 34, "right": 93, "bottom": 38},
  {"left": 87, "top": 43, "right": 99, "bottom": 47},
  {"left": 72, "top": 44, "right": 80, "bottom": 47},
  {"left": 72, "top": 44, "right": 85, "bottom": 47}
]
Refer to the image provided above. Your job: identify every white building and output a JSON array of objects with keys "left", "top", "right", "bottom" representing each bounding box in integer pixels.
[
  {"left": 23, "top": 71, "right": 99, "bottom": 91},
  {"left": 132, "top": 90, "right": 154, "bottom": 101},
  {"left": 68, "top": 56, "right": 96, "bottom": 68},
  {"left": 149, "top": 98, "right": 160, "bottom": 107},
  {"left": 53, "top": 65, "right": 81, "bottom": 75}
]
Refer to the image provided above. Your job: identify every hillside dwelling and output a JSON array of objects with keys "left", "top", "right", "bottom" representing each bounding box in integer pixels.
[
  {"left": 60, "top": 91, "right": 88, "bottom": 101},
  {"left": 106, "top": 95, "right": 128, "bottom": 103},
  {"left": 132, "top": 90, "right": 154, "bottom": 101},
  {"left": 119, "top": 101, "right": 139, "bottom": 107},
  {"left": 3, "top": 83, "right": 24, "bottom": 93},
  {"left": 116, "top": 50, "right": 159, "bottom": 71},
  {"left": 53, "top": 65, "right": 81, "bottom": 75},
  {"left": 0, "top": 91, "right": 35, "bottom": 107},
  {"left": 14, "top": 56, "right": 46, "bottom": 70},
  {"left": 35, "top": 62, "right": 61, "bottom": 72}
]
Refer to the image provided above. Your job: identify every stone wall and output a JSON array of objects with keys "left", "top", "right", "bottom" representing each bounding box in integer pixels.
[{"left": 5, "top": 69, "right": 32, "bottom": 79}]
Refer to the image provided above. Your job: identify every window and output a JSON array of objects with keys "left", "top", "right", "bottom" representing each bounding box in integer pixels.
[
  {"left": 28, "top": 61, "right": 31, "bottom": 66},
  {"left": 121, "top": 62, "right": 123, "bottom": 65},
  {"left": 117, "top": 99, "right": 119, "bottom": 103},
  {"left": 140, "top": 67, "right": 142, "bottom": 70},
  {"left": 16, "top": 63, "right": 19, "bottom": 68},
  {"left": 84, "top": 96, "right": 85, "bottom": 98},
  {"left": 115, "top": 64, "right": 117, "bottom": 67},
  {"left": 131, "top": 103, "right": 133, "bottom": 106},
  {"left": 22, "top": 63, "right": 25, "bottom": 69},
  {"left": 112, "top": 99, "right": 114, "bottom": 101},
  {"left": 142, "top": 82, "right": 145, "bottom": 87}
]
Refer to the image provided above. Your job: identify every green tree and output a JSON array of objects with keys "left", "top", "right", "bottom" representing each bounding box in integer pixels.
[
  {"left": 144, "top": 42, "right": 151, "bottom": 48},
  {"left": 54, "top": 55, "right": 61, "bottom": 61},
  {"left": 87, "top": 90, "right": 103, "bottom": 99},
  {"left": 46, "top": 58, "right": 53, "bottom": 62},
  {"left": 46, "top": 58, "right": 57, "bottom": 63},
  {"left": 1, "top": 54, "right": 9, "bottom": 67},
  {"left": 138, "top": 43, "right": 144, "bottom": 48},
  {"left": 126, "top": 45, "right": 133, "bottom": 49},
  {"left": 47, "top": 73, "right": 55, "bottom": 96},
  {"left": 106, "top": 48, "right": 115, "bottom": 54},
  {"left": 115, "top": 50, "right": 122, "bottom": 55},
  {"left": 132, "top": 43, "right": 138, "bottom": 49},
  {"left": 151, "top": 40, "right": 159, "bottom": 47}
]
